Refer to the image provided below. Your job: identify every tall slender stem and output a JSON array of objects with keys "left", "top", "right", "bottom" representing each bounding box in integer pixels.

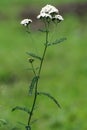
[
  {"left": 27, "top": 28, "right": 49, "bottom": 128},
  {"left": 31, "top": 63, "right": 36, "bottom": 76}
]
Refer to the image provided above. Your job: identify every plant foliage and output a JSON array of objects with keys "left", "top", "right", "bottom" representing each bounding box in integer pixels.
[
  {"left": 29, "top": 76, "right": 39, "bottom": 95},
  {"left": 47, "top": 37, "right": 66, "bottom": 46},
  {"left": 37, "top": 92, "right": 61, "bottom": 108},
  {"left": 26, "top": 52, "right": 42, "bottom": 61},
  {"left": 12, "top": 106, "right": 30, "bottom": 114},
  {"left": 0, "top": 119, "right": 7, "bottom": 126}
]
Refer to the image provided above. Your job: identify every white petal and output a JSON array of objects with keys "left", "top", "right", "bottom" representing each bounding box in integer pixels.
[
  {"left": 37, "top": 13, "right": 52, "bottom": 19},
  {"left": 20, "top": 19, "right": 32, "bottom": 26},
  {"left": 55, "top": 15, "right": 64, "bottom": 21},
  {"left": 53, "top": 15, "right": 64, "bottom": 21},
  {"left": 40, "top": 4, "right": 59, "bottom": 14}
]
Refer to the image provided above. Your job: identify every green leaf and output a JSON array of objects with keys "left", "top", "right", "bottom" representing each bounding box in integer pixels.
[
  {"left": 26, "top": 52, "right": 42, "bottom": 61},
  {"left": 29, "top": 76, "right": 39, "bottom": 95},
  {"left": 18, "top": 122, "right": 26, "bottom": 126},
  {"left": 38, "top": 29, "right": 46, "bottom": 32},
  {"left": 37, "top": 92, "right": 61, "bottom": 108},
  {"left": 31, "top": 119, "right": 38, "bottom": 125},
  {"left": 0, "top": 119, "right": 7, "bottom": 125},
  {"left": 12, "top": 106, "right": 30, "bottom": 114},
  {"left": 38, "top": 29, "right": 49, "bottom": 33},
  {"left": 47, "top": 37, "right": 67, "bottom": 46}
]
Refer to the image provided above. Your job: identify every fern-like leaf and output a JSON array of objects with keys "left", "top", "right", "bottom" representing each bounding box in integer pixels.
[
  {"left": 31, "top": 119, "right": 38, "bottom": 125},
  {"left": 37, "top": 92, "right": 61, "bottom": 108},
  {"left": 29, "top": 76, "right": 39, "bottom": 95},
  {"left": 26, "top": 52, "right": 42, "bottom": 61},
  {"left": 38, "top": 29, "right": 49, "bottom": 33},
  {"left": 47, "top": 37, "right": 66, "bottom": 46},
  {"left": 18, "top": 122, "right": 26, "bottom": 126},
  {"left": 0, "top": 119, "right": 7, "bottom": 125},
  {"left": 38, "top": 29, "right": 46, "bottom": 32},
  {"left": 12, "top": 106, "right": 30, "bottom": 114}
]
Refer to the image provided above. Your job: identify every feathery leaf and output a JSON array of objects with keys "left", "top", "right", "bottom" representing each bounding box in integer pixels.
[
  {"left": 47, "top": 37, "right": 66, "bottom": 46},
  {"left": 38, "top": 29, "right": 49, "bottom": 33},
  {"left": 37, "top": 92, "right": 61, "bottom": 108},
  {"left": 12, "top": 106, "right": 30, "bottom": 114},
  {"left": 29, "top": 76, "right": 39, "bottom": 95},
  {"left": 0, "top": 119, "right": 7, "bottom": 125},
  {"left": 26, "top": 52, "right": 42, "bottom": 61}
]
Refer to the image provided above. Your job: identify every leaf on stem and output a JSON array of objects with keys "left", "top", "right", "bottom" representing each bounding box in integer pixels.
[
  {"left": 12, "top": 106, "right": 30, "bottom": 114},
  {"left": 0, "top": 119, "right": 7, "bottom": 125},
  {"left": 37, "top": 92, "right": 61, "bottom": 108},
  {"left": 47, "top": 37, "right": 67, "bottom": 46},
  {"left": 38, "top": 29, "right": 49, "bottom": 33},
  {"left": 29, "top": 76, "right": 39, "bottom": 95},
  {"left": 26, "top": 52, "right": 42, "bottom": 61},
  {"left": 31, "top": 119, "right": 38, "bottom": 125}
]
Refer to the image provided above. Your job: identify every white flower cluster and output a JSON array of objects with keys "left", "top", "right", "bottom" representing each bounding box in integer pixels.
[
  {"left": 20, "top": 19, "right": 32, "bottom": 26},
  {"left": 52, "top": 14, "right": 64, "bottom": 21},
  {"left": 20, "top": 5, "right": 64, "bottom": 28},
  {"left": 40, "top": 4, "right": 59, "bottom": 15},
  {"left": 37, "top": 4, "right": 64, "bottom": 23}
]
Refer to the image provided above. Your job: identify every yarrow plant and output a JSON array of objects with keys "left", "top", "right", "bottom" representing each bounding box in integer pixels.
[
  {"left": 37, "top": 4, "right": 63, "bottom": 22},
  {"left": 12, "top": 4, "right": 66, "bottom": 130},
  {"left": 21, "top": 19, "right": 32, "bottom": 26}
]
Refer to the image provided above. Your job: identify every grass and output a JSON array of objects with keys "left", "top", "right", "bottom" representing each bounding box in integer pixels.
[{"left": 0, "top": 1, "right": 87, "bottom": 130}]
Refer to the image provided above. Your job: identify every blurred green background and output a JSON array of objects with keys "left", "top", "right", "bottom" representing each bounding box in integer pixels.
[{"left": 0, "top": 0, "right": 87, "bottom": 129}]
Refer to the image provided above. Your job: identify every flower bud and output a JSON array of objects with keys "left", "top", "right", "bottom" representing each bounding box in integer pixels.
[{"left": 28, "top": 58, "right": 34, "bottom": 63}]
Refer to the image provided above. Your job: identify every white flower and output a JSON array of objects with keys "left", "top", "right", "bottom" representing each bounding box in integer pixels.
[
  {"left": 20, "top": 19, "right": 32, "bottom": 26},
  {"left": 40, "top": 4, "right": 59, "bottom": 15},
  {"left": 52, "top": 15, "right": 64, "bottom": 22},
  {"left": 37, "top": 12, "right": 52, "bottom": 19},
  {"left": 37, "top": 4, "right": 64, "bottom": 24}
]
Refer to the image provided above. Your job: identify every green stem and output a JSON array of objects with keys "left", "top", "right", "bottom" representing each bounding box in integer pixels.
[
  {"left": 31, "top": 63, "right": 36, "bottom": 76},
  {"left": 27, "top": 28, "right": 49, "bottom": 128}
]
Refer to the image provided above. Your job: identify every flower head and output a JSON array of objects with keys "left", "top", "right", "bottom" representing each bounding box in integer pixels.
[
  {"left": 40, "top": 4, "right": 59, "bottom": 15},
  {"left": 37, "top": 4, "right": 64, "bottom": 24},
  {"left": 20, "top": 19, "right": 32, "bottom": 26},
  {"left": 52, "top": 15, "right": 64, "bottom": 22},
  {"left": 37, "top": 12, "right": 52, "bottom": 20},
  {"left": 28, "top": 58, "right": 34, "bottom": 63}
]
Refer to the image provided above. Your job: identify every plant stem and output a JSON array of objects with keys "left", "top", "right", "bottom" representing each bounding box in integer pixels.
[
  {"left": 31, "top": 63, "right": 36, "bottom": 76},
  {"left": 27, "top": 29, "right": 49, "bottom": 128}
]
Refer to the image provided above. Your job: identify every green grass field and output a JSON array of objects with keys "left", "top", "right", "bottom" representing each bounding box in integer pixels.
[{"left": 0, "top": 0, "right": 87, "bottom": 130}]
